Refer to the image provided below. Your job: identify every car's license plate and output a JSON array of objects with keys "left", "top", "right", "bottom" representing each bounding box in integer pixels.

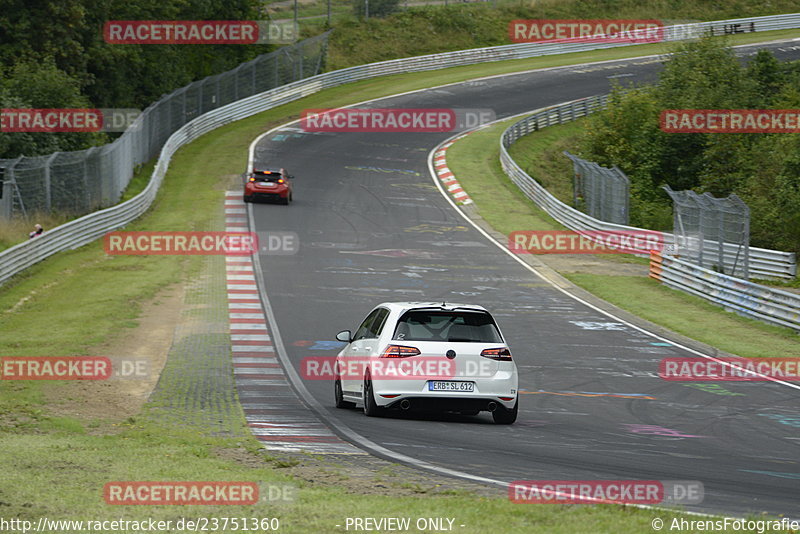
[
  {"left": 259, "top": 182, "right": 276, "bottom": 187},
  {"left": 428, "top": 381, "right": 474, "bottom": 392}
]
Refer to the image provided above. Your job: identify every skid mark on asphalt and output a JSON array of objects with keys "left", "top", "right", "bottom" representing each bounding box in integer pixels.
[{"left": 225, "top": 192, "right": 362, "bottom": 454}]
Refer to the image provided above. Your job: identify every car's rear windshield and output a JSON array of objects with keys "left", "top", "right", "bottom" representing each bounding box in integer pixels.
[
  {"left": 393, "top": 310, "right": 503, "bottom": 343},
  {"left": 254, "top": 171, "right": 282, "bottom": 181}
]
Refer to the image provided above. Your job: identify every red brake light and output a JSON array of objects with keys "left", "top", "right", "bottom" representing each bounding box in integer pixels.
[
  {"left": 249, "top": 177, "right": 255, "bottom": 182},
  {"left": 277, "top": 179, "right": 285, "bottom": 184},
  {"left": 481, "top": 348, "right": 512, "bottom": 361},
  {"left": 381, "top": 345, "right": 421, "bottom": 358}
]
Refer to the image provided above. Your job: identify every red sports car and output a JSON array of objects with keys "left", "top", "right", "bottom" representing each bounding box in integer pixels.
[{"left": 243, "top": 168, "right": 293, "bottom": 205}]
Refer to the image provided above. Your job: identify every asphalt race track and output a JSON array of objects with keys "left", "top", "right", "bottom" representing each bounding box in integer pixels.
[{"left": 249, "top": 42, "right": 800, "bottom": 518}]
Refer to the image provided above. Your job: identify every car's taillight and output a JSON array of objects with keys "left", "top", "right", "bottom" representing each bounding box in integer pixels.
[
  {"left": 248, "top": 177, "right": 255, "bottom": 182},
  {"left": 277, "top": 179, "right": 285, "bottom": 184},
  {"left": 481, "top": 347, "right": 512, "bottom": 361},
  {"left": 380, "top": 345, "right": 421, "bottom": 358}
]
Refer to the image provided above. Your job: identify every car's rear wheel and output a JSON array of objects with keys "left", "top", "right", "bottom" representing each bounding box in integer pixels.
[
  {"left": 362, "top": 374, "right": 384, "bottom": 417},
  {"left": 334, "top": 376, "right": 355, "bottom": 409},
  {"left": 243, "top": 195, "right": 252, "bottom": 203},
  {"left": 492, "top": 400, "right": 518, "bottom": 425},
  {"left": 280, "top": 195, "right": 290, "bottom": 205}
]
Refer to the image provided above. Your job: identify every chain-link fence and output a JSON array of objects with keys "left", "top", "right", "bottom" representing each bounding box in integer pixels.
[
  {"left": 0, "top": 33, "right": 330, "bottom": 220},
  {"left": 663, "top": 185, "right": 750, "bottom": 278},
  {"left": 563, "top": 151, "right": 630, "bottom": 225}
]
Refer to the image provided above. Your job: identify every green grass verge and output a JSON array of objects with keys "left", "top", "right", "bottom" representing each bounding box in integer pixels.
[
  {"left": 2, "top": 424, "right": 746, "bottom": 534},
  {"left": 447, "top": 121, "right": 563, "bottom": 234},
  {"left": 507, "top": 120, "right": 582, "bottom": 206},
  {"left": 445, "top": 113, "right": 800, "bottom": 358},
  {"left": 325, "top": 2, "right": 800, "bottom": 70},
  {"left": 2, "top": 31, "right": 799, "bottom": 532}
]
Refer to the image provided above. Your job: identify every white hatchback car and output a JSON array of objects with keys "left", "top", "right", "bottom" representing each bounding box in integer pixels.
[{"left": 334, "top": 302, "right": 519, "bottom": 424}]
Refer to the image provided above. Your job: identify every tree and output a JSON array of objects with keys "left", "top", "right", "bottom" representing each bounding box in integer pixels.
[{"left": 0, "top": 60, "right": 105, "bottom": 158}]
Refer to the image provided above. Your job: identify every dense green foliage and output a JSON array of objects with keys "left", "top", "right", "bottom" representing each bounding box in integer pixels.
[
  {"left": 0, "top": 0, "right": 273, "bottom": 158},
  {"left": 579, "top": 37, "right": 800, "bottom": 254}
]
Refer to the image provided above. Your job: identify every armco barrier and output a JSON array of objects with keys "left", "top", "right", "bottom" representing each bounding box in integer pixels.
[
  {"left": 499, "top": 97, "right": 797, "bottom": 280},
  {"left": 650, "top": 251, "right": 800, "bottom": 332},
  {"left": 2, "top": 13, "right": 800, "bottom": 286}
]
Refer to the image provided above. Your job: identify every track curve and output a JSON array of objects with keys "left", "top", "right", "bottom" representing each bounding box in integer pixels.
[{"left": 248, "top": 43, "right": 800, "bottom": 518}]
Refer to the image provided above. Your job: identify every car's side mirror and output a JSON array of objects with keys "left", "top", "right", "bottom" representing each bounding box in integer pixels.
[{"left": 335, "top": 330, "right": 352, "bottom": 343}]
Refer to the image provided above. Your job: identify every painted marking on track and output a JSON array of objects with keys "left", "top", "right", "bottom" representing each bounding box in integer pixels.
[
  {"left": 340, "top": 249, "right": 445, "bottom": 259},
  {"left": 569, "top": 321, "right": 627, "bottom": 331},
  {"left": 345, "top": 165, "right": 419, "bottom": 175},
  {"left": 403, "top": 223, "right": 469, "bottom": 234},
  {"left": 758, "top": 413, "right": 800, "bottom": 427},
  {"left": 522, "top": 390, "right": 656, "bottom": 400},
  {"left": 682, "top": 384, "right": 745, "bottom": 397},
  {"left": 623, "top": 424, "right": 706, "bottom": 438}
]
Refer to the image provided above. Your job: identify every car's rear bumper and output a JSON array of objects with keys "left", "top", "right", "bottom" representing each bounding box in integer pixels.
[
  {"left": 381, "top": 396, "right": 514, "bottom": 413},
  {"left": 245, "top": 183, "right": 289, "bottom": 197},
  {"left": 371, "top": 373, "right": 518, "bottom": 410},
  {"left": 244, "top": 190, "right": 288, "bottom": 202}
]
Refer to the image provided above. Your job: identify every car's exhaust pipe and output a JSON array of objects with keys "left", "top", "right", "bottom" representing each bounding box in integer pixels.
[
  {"left": 400, "top": 399, "right": 411, "bottom": 410},
  {"left": 487, "top": 401, "right": 498, "bottom": 412}
]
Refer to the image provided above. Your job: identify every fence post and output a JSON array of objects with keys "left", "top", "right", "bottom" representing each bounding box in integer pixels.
[
  {"left": 5, "top": 157, "right": 25, "bottom": 218},
  {"left": 44, "top": 152, "right": 59, "bottom": 212},
  {"left": 83, "top": 147, "right": 97, "bottom": 211}
]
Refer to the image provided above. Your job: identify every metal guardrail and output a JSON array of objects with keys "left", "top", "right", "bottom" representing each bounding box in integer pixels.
[
  {"left": 499, "top": 97, "right": 797, "bottom": 280},
  {"left": 0, "top": 35, "right": 330, "bottom": 220},
  {"left": 3, "top": 13, "right": 800, "bottom": 286},
  {"left": 650, "top": 251, "right": 800, "bottom": 332}
]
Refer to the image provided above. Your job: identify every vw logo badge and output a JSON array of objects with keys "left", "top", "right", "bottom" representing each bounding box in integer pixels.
[{"left": 446, "top": 350, "right": 456, "bottom": 359}]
